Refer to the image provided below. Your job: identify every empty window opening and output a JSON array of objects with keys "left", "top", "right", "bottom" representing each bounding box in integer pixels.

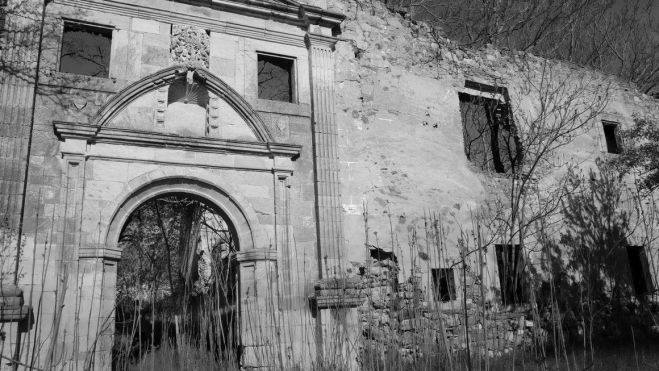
[
  {"left": 459, "top": 81, "right": 522, "bottom": 173},
  {"left": 626, "top": 246, "right": 654, "bottom": 297},
  {"left": 369, "top": 246, "right": 398, "bottom": 265},
  {"left": 257, "top": 53, "right": 294, "bottom": 102},
  {"left": 60, "top": 21, "right": 112, "bottom": 78},
  {"left": 495, "top": 244, "right": 526, "bottom": 305},
  {"left": 431, "top": 268, "right": 456, "bottom": 302},
  {"left": 602, "top": 121, "right": 622, "bottom": 154}
]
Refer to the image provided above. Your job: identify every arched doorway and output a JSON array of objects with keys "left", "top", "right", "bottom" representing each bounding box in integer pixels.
[{"left": 110, "top": 190, "right": 243, "bottom": 370}]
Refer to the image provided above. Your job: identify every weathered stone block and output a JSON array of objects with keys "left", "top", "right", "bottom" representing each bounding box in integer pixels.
[{"left": 131, "top": 18, "right": 161, "bottom": 34}]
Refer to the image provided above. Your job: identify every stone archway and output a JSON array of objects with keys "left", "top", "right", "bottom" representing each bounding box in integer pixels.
[
  {"left": 110, "top": 189, "right": 241, "bottom": 369},
  {"left": 86, "top": 176, "right": 280, "bottom": 370},
  {"left": 51, "top": 66, "right": 298, "bottom": 370}
]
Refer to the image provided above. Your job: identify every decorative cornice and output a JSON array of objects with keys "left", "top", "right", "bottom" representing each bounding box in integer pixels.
[
  {"left": 55, "top": 0, "right": 344, "bottom": 46},
  {"left": 93, "top": 65, "right": 274, "bottom": 143},
  {"left": 235, "top": 248, "right": 278, "bottom": 262},
  {"left": 54, "top": 121, "right": 302, "bottom": 159},
  {"left": 305, "top": 32, "right": 339, "bottom": 50},
  {"left": 210, "top": 0, "right": 345, "bottom": 29}
]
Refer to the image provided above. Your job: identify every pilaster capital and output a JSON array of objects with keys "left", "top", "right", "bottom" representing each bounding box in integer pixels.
[{"left": 305, "top": 33, "right": 339, "bottom": 51}]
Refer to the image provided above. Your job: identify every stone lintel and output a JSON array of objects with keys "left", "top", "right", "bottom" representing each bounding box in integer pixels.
[
  {"left": 235, "top": 248, "right": 278, "bottom": 262},
  {"left": 53, "top": 121, "right": 302, "bottom": 159}
]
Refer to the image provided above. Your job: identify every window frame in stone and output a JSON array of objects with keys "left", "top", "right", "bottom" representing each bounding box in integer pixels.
[
  {"left": 431, "top": 268, "right": 457, "bottom": 302},
  {"left": 256, "top": 52, "right": 296, "bottom": 103},
  {"left": 58, "top": 20, "right": 113, "bottom": 78},
  {"left": 602, "top": 120, "right": 622, "bottom": 154},
  {"left": 459, "top": 81, "right": 523, "bottom": 174},
  {"left": 495, "top": 244, "right": 527, "bottom": 305},
  {"left": 626, "top": 245, "right": 654, "bottom": 297}
]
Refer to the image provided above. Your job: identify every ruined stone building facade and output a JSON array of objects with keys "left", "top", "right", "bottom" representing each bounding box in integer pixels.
[{"left": 0, "top": 0, "right": 658, "bottom": 368}]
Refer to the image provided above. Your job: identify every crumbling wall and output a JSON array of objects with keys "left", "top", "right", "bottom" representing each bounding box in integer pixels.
[
  {"left": 355, "top": 257, "right": 537, "bottom": 362},
  {"left": 325, "top": 0, "right": 659, "bottom": 294},
  {"left": 319, "top": 0, "right": 659, "bottom": 361}
]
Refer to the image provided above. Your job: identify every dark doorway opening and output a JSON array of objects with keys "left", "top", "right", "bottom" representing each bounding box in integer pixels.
[{"left": 112, "top": 195, "right": 240, "bottom": 370}]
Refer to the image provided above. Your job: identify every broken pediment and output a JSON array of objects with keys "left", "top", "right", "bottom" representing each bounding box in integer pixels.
[{"left": 104, "top": 68, "right": 263, "bottom": 141}]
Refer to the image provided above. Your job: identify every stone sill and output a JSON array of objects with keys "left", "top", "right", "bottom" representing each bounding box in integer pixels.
[
  {"left": 40, "top": 71, "right": 124, "bottom": 93},
  {"left": 251, "top": 98, "right": 311, "bottom": 117}
]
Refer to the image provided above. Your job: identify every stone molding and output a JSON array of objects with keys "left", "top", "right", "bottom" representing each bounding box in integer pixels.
[
  {"left": 79, "top": 247, "right": 122, "bottom": 261},
  {"left": 305, "top": 33, "right": 339, "bottom": 50},
  {"left": 57, "top": 0, "right": 344, "bottom": 47},
  {"left": 235, "top": 248, "right": 278, "bottom": 262},
  {"left": 54, "top": 121, "right": 302, "bottom": 159},
  {"left": 311, "top": 277, "right": 366, "bottom": 309},
  {"left": 93, "top": 65, "right": 274, "bottom": 142}
]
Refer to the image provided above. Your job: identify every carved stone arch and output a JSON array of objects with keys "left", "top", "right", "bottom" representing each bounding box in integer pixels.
[
  {"left": 93, "top": 65, "right": 274, "bottom": 142},
  {"left": 104, "top": 173, "right": 265, "bottom": 260}
]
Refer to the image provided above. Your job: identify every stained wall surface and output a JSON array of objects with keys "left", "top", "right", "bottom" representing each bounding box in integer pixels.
[{"left": 323, "top": 0, "right": 659, "bottom": 305}]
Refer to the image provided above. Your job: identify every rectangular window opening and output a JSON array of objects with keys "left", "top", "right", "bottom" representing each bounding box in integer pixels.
[
  {"left": 60, "top": 21, "right": 112, "bottom": 78},
  {"left": 602, "top": 121, "right": 622, "bottom": 154},
  {"left": 495, "top": 244, "right": 526, "bottom": 305},
  {"left": 257, "top": 53, "right": 294, "bottom": 103},
  {"left": 626, "top": 245, "right": 654, "bottom": 297},
  {"left": 431, "top": 268, "right": 456, "bottom": 302},
  {"left": 459, "top": 81, "right": 521, "bottom": 173}
]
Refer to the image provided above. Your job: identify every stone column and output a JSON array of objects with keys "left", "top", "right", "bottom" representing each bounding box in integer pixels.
[{"left": 305, "top": 33, "right": 344, "bottom": 278}]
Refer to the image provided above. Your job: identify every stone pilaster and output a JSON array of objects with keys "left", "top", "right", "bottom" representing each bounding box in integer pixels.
[
  {"left": 306, "top": 33, "right": 344, "bottom": 279},
  {"left": 0, "top": 10, "right": 39, "bottom": 232},
  {"left": 307, "top": 33, "right": 360, "bottom": 371}
]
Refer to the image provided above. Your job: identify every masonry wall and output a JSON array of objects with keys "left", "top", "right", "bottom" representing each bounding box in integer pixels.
[
  {"left": 321, "top": 0, "right": 659, "bottom": 307},
  {"left": 1, "top": 0, "right": 326, "bottom": 367}
]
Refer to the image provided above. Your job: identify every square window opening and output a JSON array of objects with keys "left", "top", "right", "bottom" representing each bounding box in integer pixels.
[
  {"left": 257, "top": 53, "right": 294, "bottom": 103},
  {"left": 60, "top": 21, "right": 112, "bottom": 78},
  {"left": 459, "top": 81, "right": 522, "bottom": 173},
  {"left": 602, "top": 121, "right": 622, "bottom": 154},
  {"left": 495, "top": 244, "right": 527, "bottom": 305},
  {"left": 431, "top": 268, "right": 456, "bottom": 302},
  {"left": 626, "top": 245, "right": 654, "bottom": 297}
]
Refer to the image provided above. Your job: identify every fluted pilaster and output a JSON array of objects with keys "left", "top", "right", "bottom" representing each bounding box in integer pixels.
[{"left": 306, "top": 33, "right": 344, "bottom": 279}]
